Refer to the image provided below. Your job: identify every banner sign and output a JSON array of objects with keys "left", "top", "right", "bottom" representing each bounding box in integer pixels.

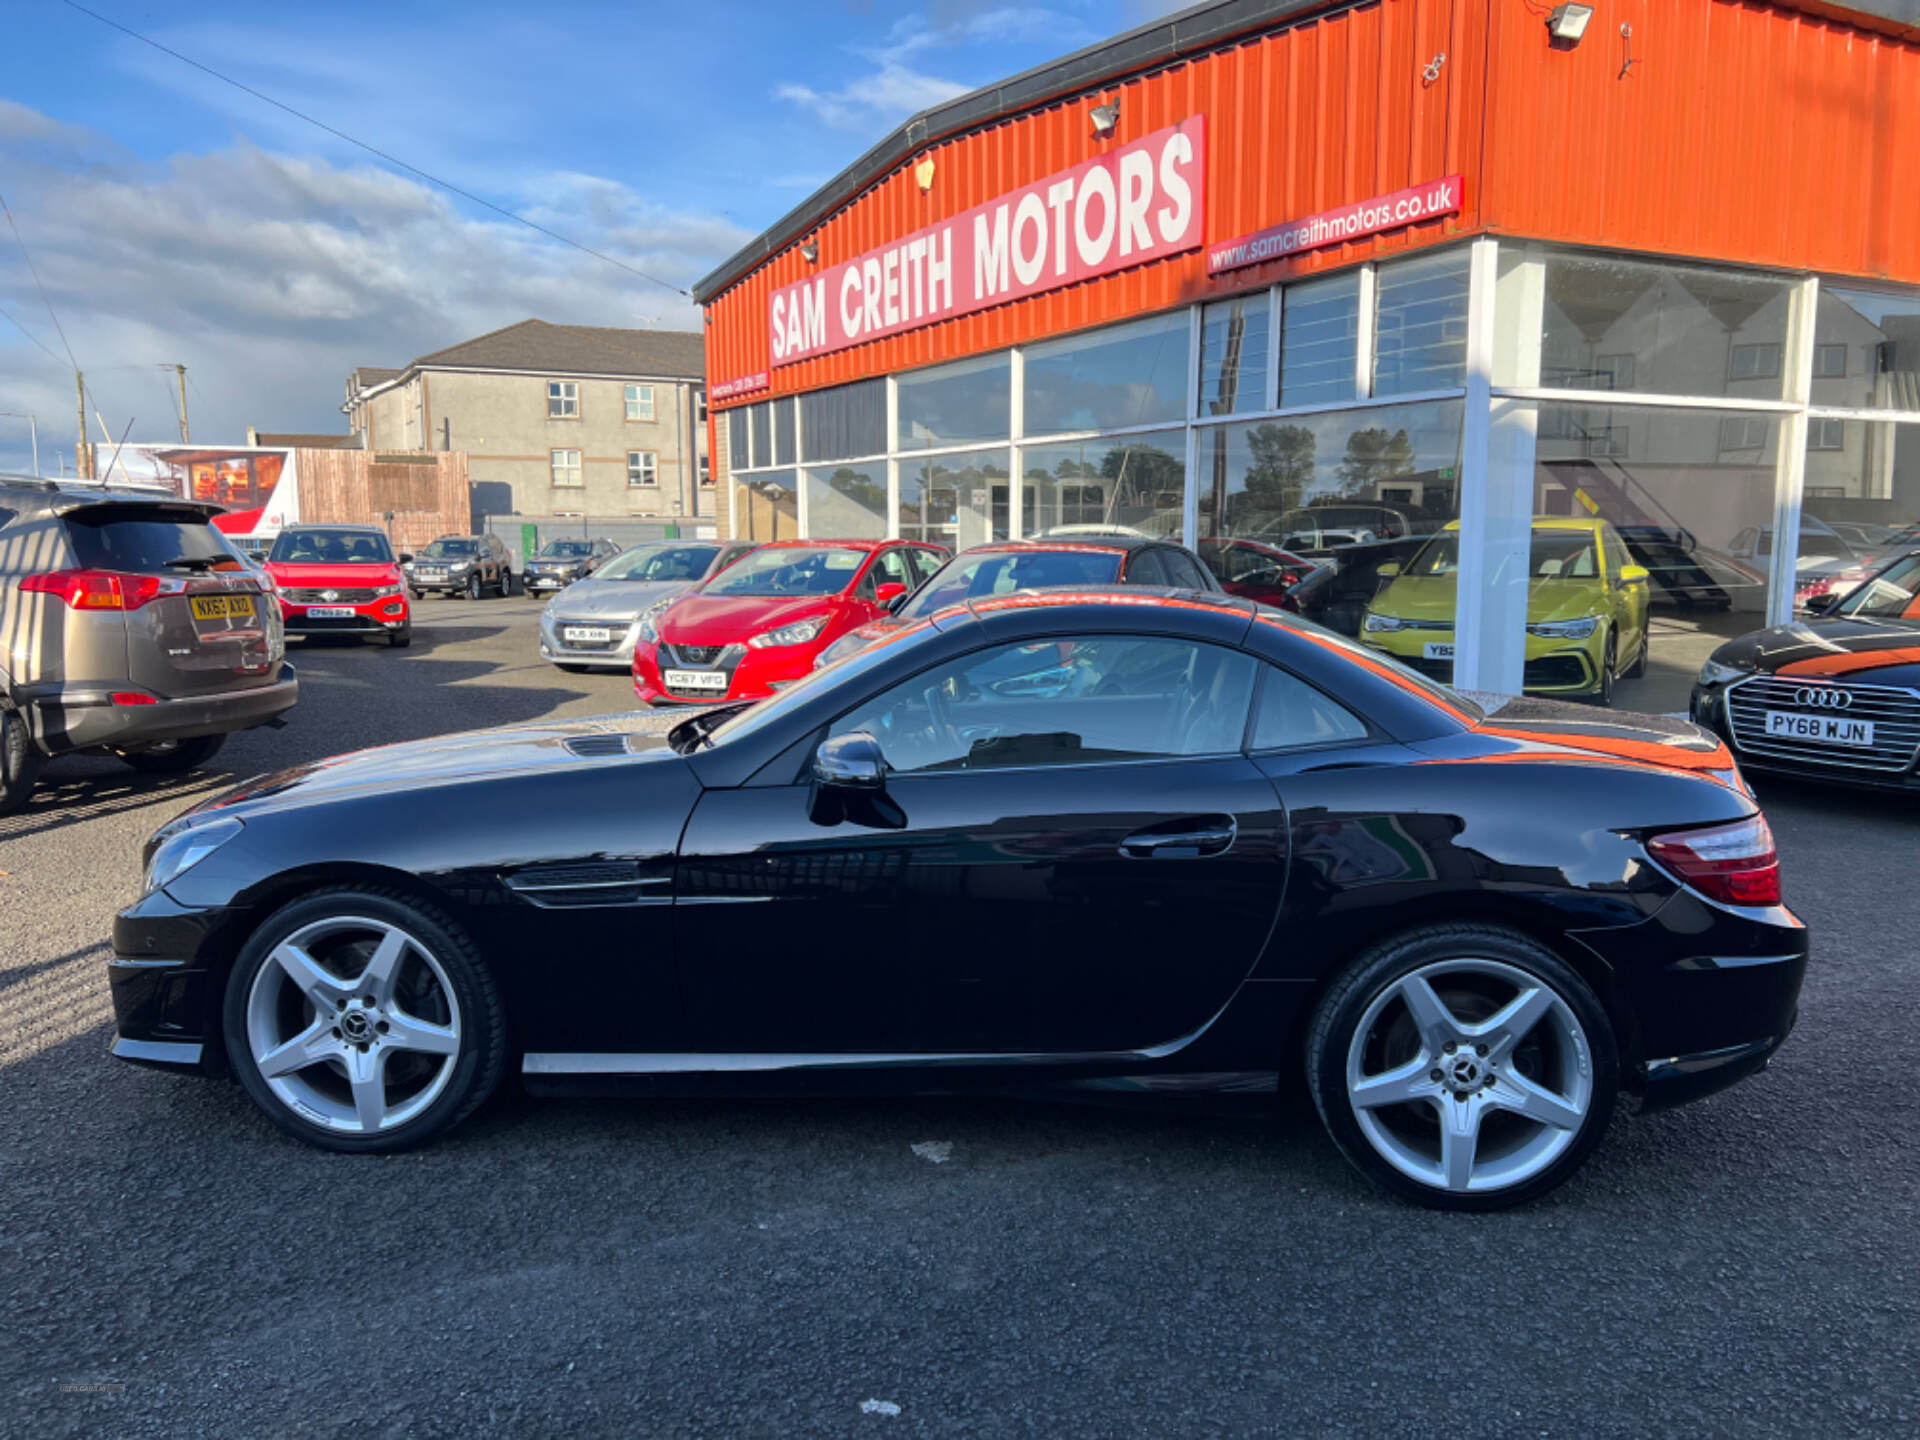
[
  {"left": 92, "top": 444, "right": 300, "bottom": 537},
  {"left": 1206, "top": 175, "right": 1463, "bottom": 275},
  {"left": 769, "top": 117, "right": 1207, "bottom": 368},
  {"left": 710, "top": 371, "right": 769, "bottom": 403}
]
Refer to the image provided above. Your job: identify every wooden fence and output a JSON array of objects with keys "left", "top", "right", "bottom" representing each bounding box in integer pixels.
[{"left": 294, "top": 449, "right": 469, "bottom": 553}]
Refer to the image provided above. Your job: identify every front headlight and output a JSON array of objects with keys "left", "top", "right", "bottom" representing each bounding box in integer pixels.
[
  {"left": 372, "top": 582, "right": 403, "bottom": 597},
  {"left": 748, "top": 616, "right": 828, "bottom": 649},
  {"left": 1526, "top": 616, "right": 1599, "bottom": 639},
  {"left": 143, "top": 817, "right": 242, "bottom": 896},
  {"left": 1698, "top": 657, "right": 1753, "bottom": 686},
  {"left": 637, "top": 598, "right": 674, "bottom": 645},
  {"left": 1363, "top": 613, "right": 1407, "bottom": 633}
]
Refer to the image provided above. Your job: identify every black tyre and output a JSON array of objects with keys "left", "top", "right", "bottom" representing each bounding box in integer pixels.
[
  {"left": 0, "top": 701, "right": 44, "bottom": 816},
  {"left": 222, "top": 887, "right": 506, "bottom": 1153},
  {"left": 1592, "top": 631, "right": 1616, "bottom": 706},
  {"left": 466, "top": 573, "right": 483, "bottom": 601},
  {"left": 1625, "top": 622, "right": 1649, "bottom": 679},
  {"left": 410, "top": 589, "right": 425, "bottom": 602},
  {"left": 388, "top": 620, "right": 412, "bottom": 648},
  {"left": 1306, "top": 924, "right": 1618, "bottom": 1212},
  {"left": 115, "top": 733, "right": 226, "bottom": 774}
]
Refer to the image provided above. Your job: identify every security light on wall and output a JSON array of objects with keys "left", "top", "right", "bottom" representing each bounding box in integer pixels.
[
  {"left": 1546, "top": 4, "right": 1594, "bottom": 44},
  {"left": 1090, "top": 101, "right": 1120, "bottom": 138},
  {"left": 799, "top": 239, "right": 818, "bottom": 263}
]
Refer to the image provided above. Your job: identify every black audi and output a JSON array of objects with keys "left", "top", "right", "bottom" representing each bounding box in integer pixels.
[
  {"left": 1691, "top": 548, "right": 1920, "bottom": 790},
  {"left": 110, "top": 591, "right": 1807, "bottom": 1210}
]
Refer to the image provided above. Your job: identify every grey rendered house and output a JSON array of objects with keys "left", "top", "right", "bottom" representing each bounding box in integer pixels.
[{"left": 342, "top": 320, "right": 713, "bottom": 525}]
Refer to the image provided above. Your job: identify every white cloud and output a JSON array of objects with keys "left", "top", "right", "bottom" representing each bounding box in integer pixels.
[
  {"left": 774, "top": 64, "right": 971, "bottom": 133},
  {"left": 0, "top": 105, "right": 749, "bottom": 472}
]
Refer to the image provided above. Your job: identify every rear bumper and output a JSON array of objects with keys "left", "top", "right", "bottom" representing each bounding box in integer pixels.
[{"left": 29, "top": 667, "right": 299, "bottom": 755}]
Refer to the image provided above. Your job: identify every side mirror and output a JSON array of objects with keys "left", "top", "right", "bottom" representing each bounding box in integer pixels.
[
  {"left": 1374, "top": 561, "right": 1402, "bottom": 579},
  {"left": 1802, "top": 592, "right": 1841, "bottom": 615},
  {"left": 885, "top": 589, "right": 912, "bottom": 614},
  {"left": 812, "top": 731, "right": 886, "bottom": 792},
  {"left": 1619, "top": 564, "right": 1650, "bottom": 584},
  {"left": 399, "top": 553, "right": 414, "bottom": 564},
  {"left": 874, "top": 581, "right": 908, "bottom": 607}
]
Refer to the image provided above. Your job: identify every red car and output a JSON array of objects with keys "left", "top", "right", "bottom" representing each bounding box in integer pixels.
[
  {"left": 633, "top": 538, "right": 948, "bottom": 704},
  {"left": 263, "top": 524, "right": 412, "bottom": 647},
  {"left": 1197, "top": 537, "right": 1323, "bottom": 609}
]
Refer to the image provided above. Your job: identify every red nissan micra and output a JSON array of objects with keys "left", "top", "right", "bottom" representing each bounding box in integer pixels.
[{"left": 632, "top": 538, "right": 947, "bottom": 704}]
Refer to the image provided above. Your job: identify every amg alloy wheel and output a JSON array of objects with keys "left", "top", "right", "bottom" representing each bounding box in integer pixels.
[
  {"left": 1308, "top": 926, "right": 1616, "bottom": 1210},
  {"left": 223, "top": 891, "right": 504, "bottom": 1151}
]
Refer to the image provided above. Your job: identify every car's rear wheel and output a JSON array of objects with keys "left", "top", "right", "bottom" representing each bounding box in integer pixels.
[
  {"left": 223, "top": 889, "right": 505, "bottom": 1153},
  {"left": 0, "top": 701, "right": 44, "bottom": 816},
  {"left": 1306, "top": 925, "right": 1617, "bottom": 1211},
  {"left": 115, "top": 734, "right": 225, "bottom": 774}
]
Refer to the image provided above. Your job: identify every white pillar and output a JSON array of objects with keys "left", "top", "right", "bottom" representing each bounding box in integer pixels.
[
  {"left": 1767, "top": 276, "right": 1820, "bottom": 628},
  {"left": 1183, "top": 305, "right": 1203, "bottom": 547}
]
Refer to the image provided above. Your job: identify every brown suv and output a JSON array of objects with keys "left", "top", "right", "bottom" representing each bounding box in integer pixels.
[{"left": 0, "top": 479, "right": 299, "bottom": 814}]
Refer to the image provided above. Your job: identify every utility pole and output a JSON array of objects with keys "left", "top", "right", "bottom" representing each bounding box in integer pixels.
[
  {"left": 75, "top": 370, "right": 92, "bottom": 479},
  {"left": 175, "top": 364, "right": 189, "bottom": 442}
]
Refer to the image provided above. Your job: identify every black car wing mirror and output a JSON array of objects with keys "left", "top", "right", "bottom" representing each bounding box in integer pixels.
[
  {"left": 809, "top": 731, "right": 905, "bottom": 829},
  {"left": 399, "top": 553, "right": 414, "bottom": 564},
  {"left": 1802, "top": 592, "right": 1841, "bottom": 616},
  {"left": 886, "top": 590, "right": 912, "bottom": 614}
]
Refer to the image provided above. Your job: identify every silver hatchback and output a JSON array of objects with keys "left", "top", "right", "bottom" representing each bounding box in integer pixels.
[
  {"left": 538, "top": 539, "right": 757, "bottom": 670},
  {"left": 0, "top": 479, "right": 298, "bottom": 814}
]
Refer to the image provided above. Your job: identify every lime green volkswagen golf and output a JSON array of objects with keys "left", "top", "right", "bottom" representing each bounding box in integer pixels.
[{"left": 1360, "top": 517, "right": 1652, "bottom": 703}]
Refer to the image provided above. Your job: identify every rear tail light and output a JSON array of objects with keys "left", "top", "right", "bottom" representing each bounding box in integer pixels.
[
  {"left": 1647, "top": 814, "right": 1781, "bottom": 907},
  {"left": 21, "top": 569, "right": 172, "bottom": 611},
  {"left": 111, "top": 691, "right": 157, "bottom": 706}
]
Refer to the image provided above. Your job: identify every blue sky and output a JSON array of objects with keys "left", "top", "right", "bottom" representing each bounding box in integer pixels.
[{"left": 0, "top": 0, "right": 1180, "bottom": 471}]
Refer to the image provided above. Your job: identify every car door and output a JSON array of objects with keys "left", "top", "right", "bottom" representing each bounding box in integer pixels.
[
  {"left": 1601, "top": 524, "right": 1647, "bottom": 662},
  {"left": 674, "top": 631, "right": 1288, "bottom": 1056}
]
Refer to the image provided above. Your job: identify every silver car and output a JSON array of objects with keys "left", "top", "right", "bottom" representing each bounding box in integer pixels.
[
  {"left": 0, "top": 478, "right": 297, "bottom": 814},
  {"left": 538, "top": 540, "right": 757, "bottom": 671}
]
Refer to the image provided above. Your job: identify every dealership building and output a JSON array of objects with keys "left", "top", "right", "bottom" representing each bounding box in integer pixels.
[{"left": 694, "top": 0, "right": 1920, "bottom": 707}]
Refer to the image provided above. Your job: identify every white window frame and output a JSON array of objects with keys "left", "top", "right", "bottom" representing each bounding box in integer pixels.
[
  {"left": 625, "top": 384, "right": 655, "bottom": 422},
  {"left": 548, "top": 381, "right": 579, "bottom": 418},
  {"left": 1807, "top": 416, "right": 1847, "bottom": 450},
  {"left": 549, "top": 448, "right": 583, "bottom": 487},
  {"left": 626, "top": 450, "right": 658, "bottom": 487}
]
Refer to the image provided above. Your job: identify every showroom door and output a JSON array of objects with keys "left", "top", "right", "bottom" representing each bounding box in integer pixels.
[{"left": 674, "top": 635, "right": 1289, "bottom": 1056}]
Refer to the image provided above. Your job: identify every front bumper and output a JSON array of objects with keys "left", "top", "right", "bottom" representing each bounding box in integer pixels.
[
  {"left": 29, "top": 666, "right": 299, "bottom": 755},
  {"left": 1690, "top": 679, "right": 1920, "bottom": 791},
  {"left": 107, "top": 889, "right": 240, "bottom": 1075},
  {"left": 525, "top": 569, "right": 586, "bottom": 591},
  {"left": 632, "top": 637, "right": 817, "bottom": 705},
  {"left": 280, "top": 595, "right": 409, "bottom": 635},
  {"left": 1365, "top": 627, "right": 1605, "bottom": 695},
  {"left": 540, "top": 614, "right": 640, "bottom": 668},
  {"left": 406, "top": 570, "right": 477, "bottom": 595}
]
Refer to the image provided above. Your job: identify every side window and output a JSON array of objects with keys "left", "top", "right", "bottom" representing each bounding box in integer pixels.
[
  {"left": 873, "top": 549, "right": 913, "bottom": 591},
  {"left": 1250, "top": 665, "right": 1369, "bottom": 751},
  {"left": 830, "top": 635, "right": 1258, "bottom": 774},
  {"left": 1163, "top": 550, "right": 1214, "bottom": 591},
  {"left": 907, "top": 548, "right": 942, "bottom": 584},
  {"left": 1125, "top": 549, "right": 1169, "bottom": 586},
  {"left": 1601, "top": 527, "right": 1624, "bottom": 583}
]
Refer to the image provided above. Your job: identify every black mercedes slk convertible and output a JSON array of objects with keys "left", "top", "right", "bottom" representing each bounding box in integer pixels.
[{"left": 110, "top": 590, "right": 1807, "bottom": 1210}]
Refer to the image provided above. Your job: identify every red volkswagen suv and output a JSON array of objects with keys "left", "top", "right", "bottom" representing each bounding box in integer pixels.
[
  {"left": 264, "top": 525, "right": 412, "bottom": 647},
  {"left": 632, "top": 538, "right": 946, "bottom": 704}
]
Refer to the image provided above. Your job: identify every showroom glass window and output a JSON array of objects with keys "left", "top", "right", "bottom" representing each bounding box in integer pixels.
[
  {"left": 1023, "top": 430, "right": 1185, "bottom": 540},
  {"left": 901, "top": 449, "right": 1009, "bottom": 547},
  {"left": 801, "top": 379, "right": 886, "bottom": 462},
  {"left": 733, "top": 469, "right": 796, "bottom": 541},
  {"left": 830, "top": 635, "right": 1259, "bottom": 772},
  {"left": 896, "top": 353, "right": 1011, "bottom": 450},
  {"left": 1373, "top": 250, "right": 1470, "bottom": 396},
  {"left": 1280, "top": 271, "right": 1361, "bottom": 409},
  {"left": 1812, "top": 288, "right": 1920, "bottom": 411},
  {"left": 1023, "top": 312, "right": 1191, "bottom": 436},
  {"left": 804, "top": 461, "right": 887, "bottom": 539},
  {"left": 1200, "top": 295, "right": 1271, "bottom": 416}
]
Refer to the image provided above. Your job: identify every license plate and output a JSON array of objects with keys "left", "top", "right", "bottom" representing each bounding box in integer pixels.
[
  {"left": 305, "top": 606, "right": 356, "bottom": 619},
  {"left": 418, "top": 569, "right": 445, "bottom": 580},
  {"left": 1765, "top": 711, "right": 1875, "bottom": 747},
  {"left": 190, "top": 594, "right": 255, "bottom": 620},
  {"left": 564, "top": 626, "right": 614, "bottom": 644},
  {"left": 1422, "top": 641, "right": 1455, "bottom": 660},
  {"left": 663, "top": 668, "right": 728, "bottom": 693}
]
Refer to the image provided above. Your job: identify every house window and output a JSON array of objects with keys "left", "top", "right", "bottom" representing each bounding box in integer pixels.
[
  {"left": 627, "top": 450, "right": 658, "bottom": 487},
  {"left": 694, "top": 390, "right": 707, "bottom": 424},
  {"left": 1813, "top": 344, "right": 1847, "bottom": 379},
  {"left": 550, "top": 448, "right": 583, "bottom": 486},
  {"left": 548, "top": 381, "right": 579, "bottom": 418},
  {"left": 1808, "top": 417, "right": 1847, "bottom": 451},
  {"left": 1729, "top": 344, "right": 1781, "bottom": 381},
  {"left": 699, "top": 454, "right": 712, "bottom": 487},
  {"left": 1718, "top": 416, "right": 1771, "bottom": 452},
  {"left": 625, "top": 384, "right": 655, "bottom": 422}
]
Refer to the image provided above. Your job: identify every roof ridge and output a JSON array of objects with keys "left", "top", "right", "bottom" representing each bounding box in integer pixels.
[{"left": 412, "top": 317, "right": 546, "bottom": 367}]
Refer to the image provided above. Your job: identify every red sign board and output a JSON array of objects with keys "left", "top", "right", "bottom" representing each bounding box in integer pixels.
[
  {"left": 769, "top": 117, "right": 1206, "bottom": 368},
  {"left": 710, "top": 371, "right": 770, "bottom": 403},
  {"left": 1207, "top": 175, "right": 1463, "bottom": 275}
]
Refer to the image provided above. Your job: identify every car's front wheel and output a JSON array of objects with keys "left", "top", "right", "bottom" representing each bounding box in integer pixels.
[
  {"left": 223, "top": 888, "right": 506, "bottom": 1152},
  {"left": 1306, "top": 924, "right": 1617, "bottom": 1211}
]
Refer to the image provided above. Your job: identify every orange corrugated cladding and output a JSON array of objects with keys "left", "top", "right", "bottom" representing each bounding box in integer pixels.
[{"left": 706, "top": 0, "right": 1920, "bottom": 420}]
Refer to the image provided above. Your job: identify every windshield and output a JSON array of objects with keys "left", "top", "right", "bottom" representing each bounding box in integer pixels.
[
  {"left": 537, "top": 540, "right": 594, "bottom": 558},
  {"left": 62, "top": 507, "right": 239, "bottom": 572},
  {"left": 268, "top": 529, "right": 395, "bottom": 564},
  {"left": 420, "top": 539, "right": 479, "bottom": 558},
  {"left": 902, "top": 549, "right": 1124, "bottom": 617},
  {"left": 596, "top": 544, "right": 721, "bottom": 583},
  {"left": 1402, "top": 531, "right": 1599, "bottom": 580},
  {"left": 701, "top": 546, "right": 866, "bottom": 597},
  {"left": 1838, "top": 554, "right": 1920, "bottom": 621}
]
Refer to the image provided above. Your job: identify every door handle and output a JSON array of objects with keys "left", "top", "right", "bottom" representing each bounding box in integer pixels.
[{"left": 1120, "top": 817, "right": 1237, "bottom": 859}]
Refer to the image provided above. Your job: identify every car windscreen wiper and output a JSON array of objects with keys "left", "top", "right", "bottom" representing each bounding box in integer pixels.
[{"left": 163, "top": 556, "right": 222, "bottom": 571}]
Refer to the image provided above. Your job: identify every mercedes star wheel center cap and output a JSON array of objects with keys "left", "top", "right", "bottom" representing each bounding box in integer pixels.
[{"left": 1443, "top": 1053, "right": 1485, "bottom": 1093}]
